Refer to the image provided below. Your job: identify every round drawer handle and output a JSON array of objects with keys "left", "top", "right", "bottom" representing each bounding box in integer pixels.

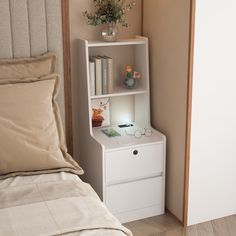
[{"left": 133, "top": 150, "right": 138, "bottom": 155}]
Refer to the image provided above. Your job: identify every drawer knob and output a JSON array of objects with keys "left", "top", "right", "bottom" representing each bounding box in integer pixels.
[{"left": 133, "top": 150, "right": 138, "bottom": 155}]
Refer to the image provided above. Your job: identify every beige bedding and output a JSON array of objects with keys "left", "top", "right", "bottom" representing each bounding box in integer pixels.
[
  {"left": 0, "top": 172, "right": 132, "bottom": 236},
  {"left": 0, "top": 74, "right": 83, "bottom": 180}
]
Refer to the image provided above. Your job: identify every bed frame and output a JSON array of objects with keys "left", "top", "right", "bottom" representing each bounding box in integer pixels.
[{"left": 0, "top": 0, "right": 73, "bottom": 155}]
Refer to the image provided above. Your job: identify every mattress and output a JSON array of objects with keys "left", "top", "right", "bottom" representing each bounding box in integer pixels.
[{"left": 0, "top": 172, "right": 132, "bottom": 236}]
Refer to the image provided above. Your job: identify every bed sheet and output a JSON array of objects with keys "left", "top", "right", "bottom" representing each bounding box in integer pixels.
[{"left": 0, "top": 172, "right": 132, "bottom": 236}]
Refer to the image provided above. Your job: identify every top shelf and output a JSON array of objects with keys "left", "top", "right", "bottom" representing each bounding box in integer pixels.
[{"left": 87, "top": 37, "right": 147, "bottom": 47}]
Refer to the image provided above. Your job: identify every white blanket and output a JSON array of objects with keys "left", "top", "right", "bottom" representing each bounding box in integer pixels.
[{"left": 0, "top": 172, "right": 132, "bottom": 236}]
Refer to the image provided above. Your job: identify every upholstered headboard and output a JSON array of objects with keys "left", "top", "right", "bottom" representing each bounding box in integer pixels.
[{"left": 0, "top": 0, "right": 73, "bottom": 154}]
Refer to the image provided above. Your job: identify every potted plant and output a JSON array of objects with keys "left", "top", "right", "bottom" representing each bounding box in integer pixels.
[{"left": 83, "top": 0, "right": 135, "bottom": 42}]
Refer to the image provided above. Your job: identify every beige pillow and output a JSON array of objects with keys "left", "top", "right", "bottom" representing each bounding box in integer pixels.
[
  {"left": 0, "top": 52, "right": 56, "bottom": 80},
  {"left": 0, "top": 74, "right": 83, "bottom": 179}
]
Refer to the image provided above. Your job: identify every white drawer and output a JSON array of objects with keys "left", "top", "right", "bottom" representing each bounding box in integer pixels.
[
  {"left": 105, "top": 144, "right": 164, "bottom": 184},
  {"left": 105, "top": 177, "right": 163, "bottom": 214}
]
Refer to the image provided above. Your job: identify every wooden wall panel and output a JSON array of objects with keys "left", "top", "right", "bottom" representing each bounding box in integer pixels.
[{"left": 143, "top": 0, "right": 191, "bottom": 222}]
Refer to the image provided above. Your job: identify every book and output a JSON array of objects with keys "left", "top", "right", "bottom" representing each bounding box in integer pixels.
[
  {"left": 89, "top": 61, "right": 95, "bottom": 96},
  {"left": 90, "top": 56, "right": 102, "bottom": 95},
  {"left": 101, "top": 128, "right": 121, "bottom": 138},
  {"left": 101, "top": 57, "right": 108, "bottom": 94},
  {"left": 106, "top": 56, "right": 114, "bottom": 94},
  {"left": 91, "top": 98, "right": 110, "bottom": 127}
]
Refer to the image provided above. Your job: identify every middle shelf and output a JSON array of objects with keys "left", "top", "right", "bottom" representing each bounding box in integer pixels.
[{"left": 90, "top": 87, "right": 147, "bottom": 99}]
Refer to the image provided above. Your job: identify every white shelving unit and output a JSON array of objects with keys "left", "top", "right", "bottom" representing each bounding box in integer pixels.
[{"left": 77, "top": 36, "right": 166, "bottom": 223}]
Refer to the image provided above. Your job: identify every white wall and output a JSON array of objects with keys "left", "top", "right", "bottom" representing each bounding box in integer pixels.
[{"left": 188, "top": 0, "right": 236, "bottom": 225}]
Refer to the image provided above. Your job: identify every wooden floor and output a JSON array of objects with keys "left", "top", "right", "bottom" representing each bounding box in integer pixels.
[{"left": 124, "top": 212, "right": 236, "bottom": 236}]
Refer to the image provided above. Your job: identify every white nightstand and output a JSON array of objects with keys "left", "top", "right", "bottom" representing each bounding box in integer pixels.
[{"left": 77, "top": 36, "right": 166, "bottom": 223}]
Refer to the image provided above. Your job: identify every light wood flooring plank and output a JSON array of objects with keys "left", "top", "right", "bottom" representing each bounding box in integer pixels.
[
  {"left": 184, "top": 225, "right": 199, "bottom": 236},
  {"left": 124, "top": 212, "right": 182, "bottom": 236},
  {"left": 124, "top": 213, "right": 236, "bottom": 236},
  {"left": 212, "top": 217, "right": 230, "bottom": 236},
  {"left": 142, "top": 212, "right": 182, "bottom": 232},
  {"left": 124, "top": 220, "right": 163, "bottom": 236},
  {"left": 165, "top": 228, "right": 185, "bottom": 236},
  {"left": 225, "top": 214, "right": 236, "bottom": 236},
  {"left": 196, "top": 222, "right": 215, "bottom": 236}
]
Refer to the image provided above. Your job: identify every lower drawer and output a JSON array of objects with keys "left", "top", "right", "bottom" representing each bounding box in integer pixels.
[{"left": 105, "top": 177, "right": 163, "bottom": 214}]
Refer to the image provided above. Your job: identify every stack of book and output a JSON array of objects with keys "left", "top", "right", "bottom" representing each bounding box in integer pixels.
[{"left": 89, "top": 56, "right": 113, "bottom": 96}]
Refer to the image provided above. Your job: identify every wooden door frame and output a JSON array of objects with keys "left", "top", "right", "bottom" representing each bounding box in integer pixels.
[
  {"left": 61, "top": 0, "right": 73, "bottom": 155},
  {"left": 183, "top": 0, "right": 196, "bottom": 227}
]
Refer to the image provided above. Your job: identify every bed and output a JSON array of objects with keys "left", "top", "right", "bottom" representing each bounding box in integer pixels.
[
  {"left": 0, "top": 1, "right": 132, "bottom": 235},
  {"left": 0, "top": 172, "right": 131, "bottom": 236}
]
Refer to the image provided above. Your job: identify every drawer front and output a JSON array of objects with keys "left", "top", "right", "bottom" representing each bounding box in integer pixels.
[
  {"left": 106, "top": 144, "right": 164, "bottom": 184},
  {"left": 106, "top": 177, "right": 163, "bottom": 214}
]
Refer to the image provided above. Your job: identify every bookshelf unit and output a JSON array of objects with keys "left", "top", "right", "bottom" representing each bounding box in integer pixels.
[{"left": 77, "top": 36, "right": 166, "bottom": 223}]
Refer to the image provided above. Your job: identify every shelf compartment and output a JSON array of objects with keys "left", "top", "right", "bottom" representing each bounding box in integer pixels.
[{"left": 90, "top": 88, "right": 147, "bottom": 99}]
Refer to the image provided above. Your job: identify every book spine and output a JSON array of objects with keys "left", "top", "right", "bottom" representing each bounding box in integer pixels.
[
  {"left": 94, "top": 57, "right": 102, "bottom": 95},
  {"left": 107, "top": 57, "right": 113, "bottom": 93},
  {"left": 102, "top": 57, "right": 108, "bottom": 94},
  {"left": 89, "top": 61, "right": 95, "bottom": 96}
]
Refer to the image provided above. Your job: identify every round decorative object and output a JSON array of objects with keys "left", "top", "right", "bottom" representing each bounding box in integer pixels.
[
  {"left": 124, "top": 76, "right": 136, "bottom": 89},
  {"left": 102, "top": 23, "right": 118, "bottom": 42}
]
